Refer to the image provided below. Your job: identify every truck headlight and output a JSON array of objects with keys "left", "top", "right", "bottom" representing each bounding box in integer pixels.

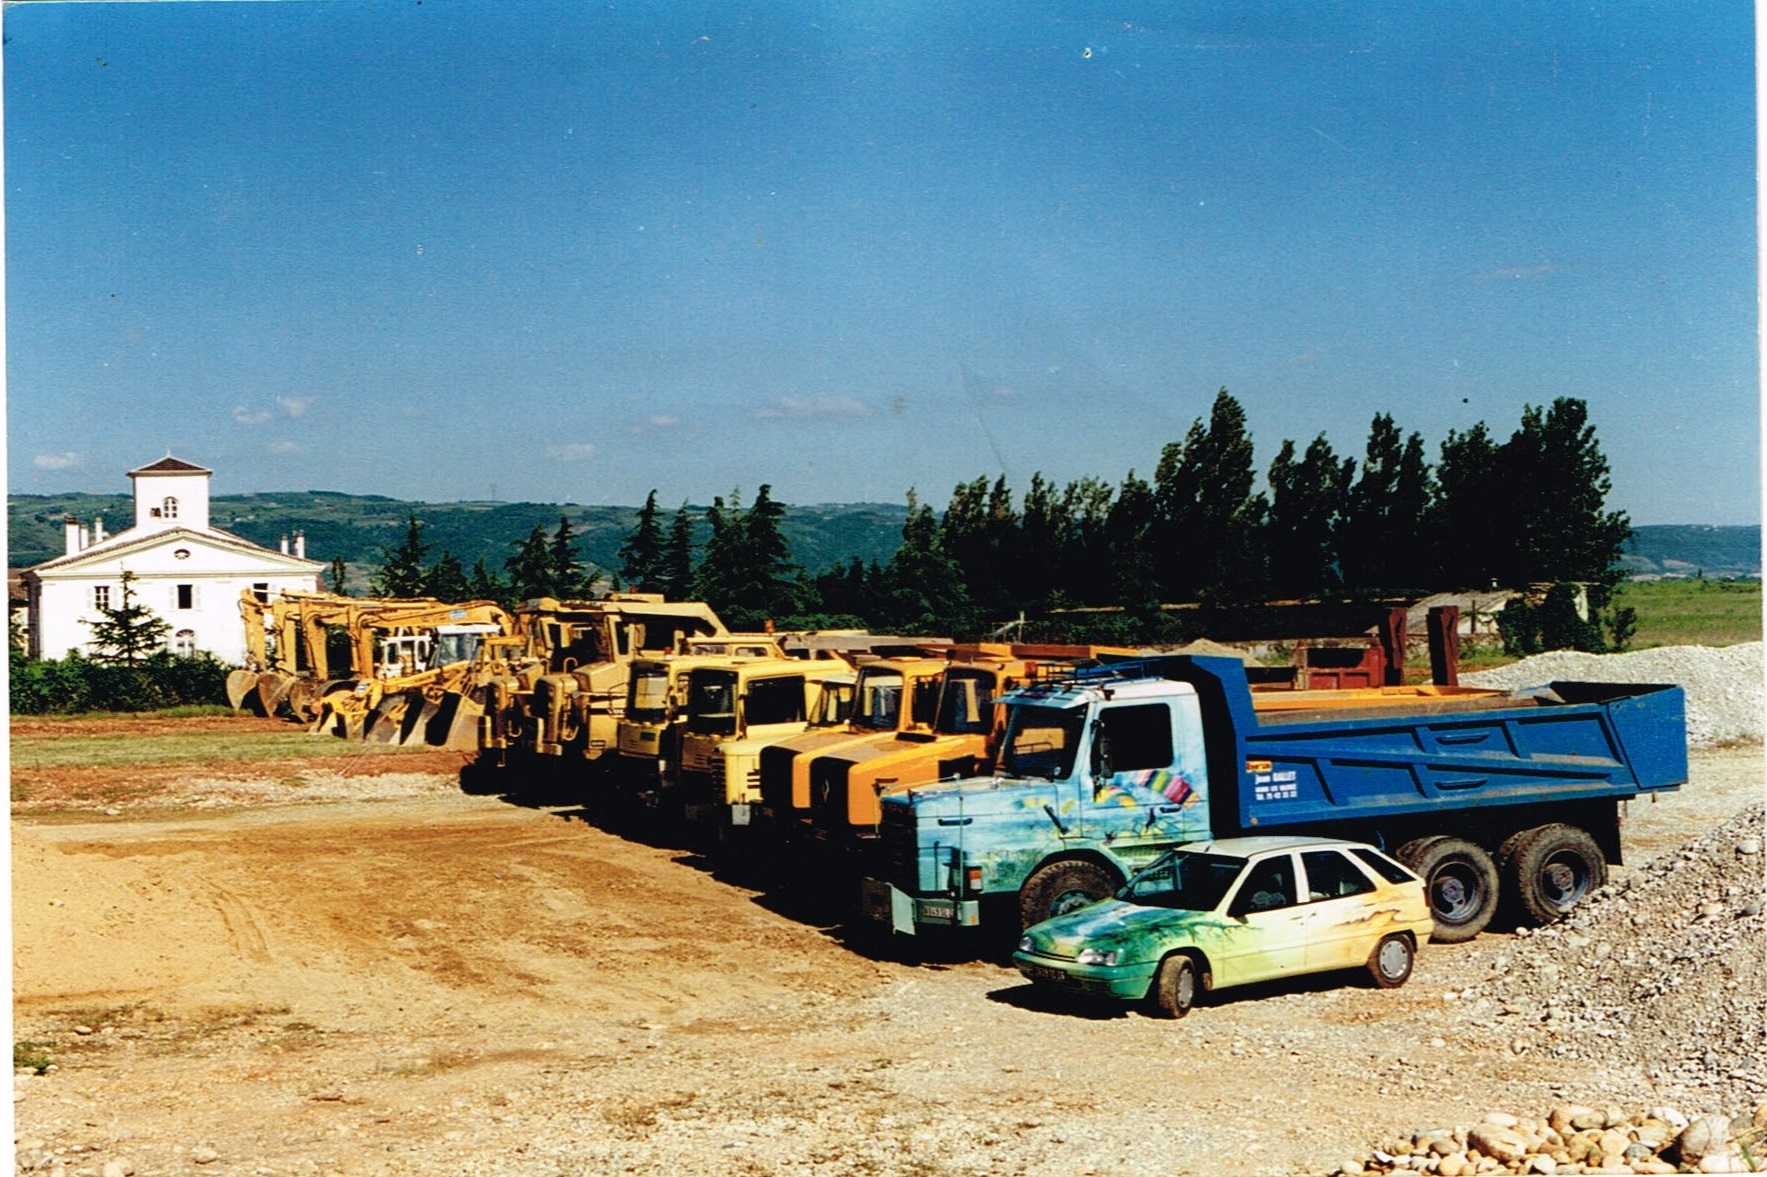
[
  {"left": 1076, "top": 948, "right": 1119, "bottom": 967},
  {"left": 1017, "top": 935, "right": 1035, "bottom": 953}
]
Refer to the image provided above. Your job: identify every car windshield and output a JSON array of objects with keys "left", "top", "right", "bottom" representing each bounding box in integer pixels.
[
  {"left": 997, "top": 702, "right": 1085, "bottom": 780},
  {"left": 1118, "top": 850, "right": 1247, "bottom": 911}
]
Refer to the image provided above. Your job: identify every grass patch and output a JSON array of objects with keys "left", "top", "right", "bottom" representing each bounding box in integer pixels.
[
  {"left": 1615, "top": 579, "right": 1762, "bottom": 648},
  {"left": 13, "top": 1041, "right": 53, "bottom": 1073},
  {"left": 19, "top": 703, "right": 239, "bottom": 722},
  {"left": 9, "top": 730, "right": 433, "bottom": 769}
]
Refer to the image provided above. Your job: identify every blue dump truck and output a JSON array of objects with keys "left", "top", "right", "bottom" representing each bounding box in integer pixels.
[{"left": 858, "top": 655, "right": 1688, "bottom": 941}]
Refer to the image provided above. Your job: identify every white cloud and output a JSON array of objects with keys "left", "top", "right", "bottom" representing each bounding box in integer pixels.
[
  {"left": 545, "top": 442, "right": 598, "bottom": 462},
  {"left": 267, "top": 440, "right": 302, "bottom": 455},
  {"left": 233, "top": 405, "right": 273, "bottom": 426},
  {"left": 278, "top": 395, "right": 317, "bottom": 418},
  {"left": 630, "top": 414, "right": 681, "bottom": 435},
  {"left": 33, "top": 452, "right": 80, "bottom": 470},
  {"left": 752, "top": 396, "right": 871, "bottom": 421}
]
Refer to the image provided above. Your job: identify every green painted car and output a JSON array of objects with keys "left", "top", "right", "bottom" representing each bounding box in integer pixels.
[{"left": 1012, "top": 835, "right": 1435, "bottom": 1017}]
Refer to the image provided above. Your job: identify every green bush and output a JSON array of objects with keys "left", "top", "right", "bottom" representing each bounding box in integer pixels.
[{"left": 8, "top": 650, "right": 233, "bottom": 715}]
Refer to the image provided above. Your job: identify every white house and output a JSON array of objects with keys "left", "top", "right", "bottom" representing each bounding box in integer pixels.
[{"left": 22, "top": 456, "right": 325, "bottom": 664}]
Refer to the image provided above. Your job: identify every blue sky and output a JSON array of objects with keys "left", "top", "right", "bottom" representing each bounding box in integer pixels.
[{"left": 5, "top": 2, "right": 1758, "bottom": 524}]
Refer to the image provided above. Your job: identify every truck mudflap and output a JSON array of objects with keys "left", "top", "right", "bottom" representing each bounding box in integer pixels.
[{"left": 859, "top": 878, "right": 980, "bottom": 934}]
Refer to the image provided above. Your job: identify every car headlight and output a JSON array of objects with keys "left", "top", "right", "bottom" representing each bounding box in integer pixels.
[
  {"left": 1076, "top": 947, "right": 1119, "bottom": 967},
  {"left": 1017, "top": 935, "right": 1035, "bottom": 953}
]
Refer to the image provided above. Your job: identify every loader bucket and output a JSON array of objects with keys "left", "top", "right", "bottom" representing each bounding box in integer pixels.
[
  {"left": 362, "top": 692, "right": 412, "bottom": 745},
  {"left": 256, "top": 671, "right": 296, "bottom": 717},
  {"left": 398, "top": 689, "right": 444, "bottom": 747},
  {"left": 431, "top": 688, "right": 487, "bottom": 752},
  {"left": 286, "top": 678, "right": 319, "bottom": 724},
  {"left": 226, "top": 670, "right": 261, "bottom": 713}
]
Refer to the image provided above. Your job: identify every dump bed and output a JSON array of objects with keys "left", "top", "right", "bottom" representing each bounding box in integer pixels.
[{"left": 1140, "top": 655, "right": 1689, "bottom": 834}]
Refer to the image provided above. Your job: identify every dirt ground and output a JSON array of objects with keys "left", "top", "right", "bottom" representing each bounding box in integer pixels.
[{"left": 11, "top": 725, "right": 1765, "bottom": 1177}]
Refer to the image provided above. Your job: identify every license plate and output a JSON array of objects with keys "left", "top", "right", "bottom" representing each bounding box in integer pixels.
[
  {"left": 1023, "top": 963, "right": 1067, "bottom": 983},
  {"left": 919, "top": 900, "right": 955, "bottom": 922}
]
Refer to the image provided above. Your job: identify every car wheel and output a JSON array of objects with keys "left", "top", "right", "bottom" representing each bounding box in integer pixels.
[
  {"left": 1151, "top": 953, "right": 1198, "bottom": 1018},
  {"left": 1367, "top": 933, "right": 1414, "bottom": 989},
  {"left": 1504, "top": 823, "right": 1606, "bottom": 926},
  {"left": 1018, "top": 860, "right": 1118, "bottom": 931},
  {"left": 1394, "top": 835, "right": 1500, "bottom": 943}
]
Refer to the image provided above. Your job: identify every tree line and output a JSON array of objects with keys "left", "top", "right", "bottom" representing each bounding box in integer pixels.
[{"left": 364, "top": 391, "right": 1633, "bottom": 649}]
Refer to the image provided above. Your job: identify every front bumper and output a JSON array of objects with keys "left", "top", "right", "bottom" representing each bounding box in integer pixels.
[
  {"left": 858, "top": 878, "right": 980, "bottom": 935},
  {"left": 1011, "top": 952, "right": 1159, "bottom": 1002}
]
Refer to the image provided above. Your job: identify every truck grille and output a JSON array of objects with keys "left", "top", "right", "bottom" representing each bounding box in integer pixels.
[
  {"left": 809, "top": 757, "right": 850, "bottom": 830},
  {"left": 879, "top": 801, "right": 919, "bottom": 891},
  {"left": 759, "top": 745, "right": 796, "bottom": 812}
]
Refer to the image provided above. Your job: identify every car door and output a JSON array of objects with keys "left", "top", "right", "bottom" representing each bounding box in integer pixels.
[
  {"left": 1298, "top": 848, "right": 1384, "bottom": 973},
  {"left": 1215, "top": 852, "right": 1308, "bottom": 986}
]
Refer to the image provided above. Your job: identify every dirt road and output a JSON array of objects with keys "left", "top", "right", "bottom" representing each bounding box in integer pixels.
[{"left": 12, "top": 737, "right": 1763, "bottom": 1176}]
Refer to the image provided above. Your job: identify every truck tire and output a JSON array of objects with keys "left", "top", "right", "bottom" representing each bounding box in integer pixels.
[
  {"left": 1503, "top": 823, "right": 1606, "bottom": 926},
  {"left": 1366, "top": 933, "right": 1415, "bottom": 989},
  {"left": 1149, "top": 953, "right": 1198, "bottom": 1018},
  {"left": 1018, "top": 859, "right": 1119, "bottom": 931},
  {"left": 1394, "top": 836, "right": 1500, "bottom": 943}
]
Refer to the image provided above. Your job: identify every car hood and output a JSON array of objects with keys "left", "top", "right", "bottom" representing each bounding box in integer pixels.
[{"left": 1026, "top": 898, "right": 1226, "bottom": 960}]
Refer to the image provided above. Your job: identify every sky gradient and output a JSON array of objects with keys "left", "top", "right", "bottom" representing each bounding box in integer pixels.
[{"left": 5, "top": 2, "right": 1759, "bottom": 525}]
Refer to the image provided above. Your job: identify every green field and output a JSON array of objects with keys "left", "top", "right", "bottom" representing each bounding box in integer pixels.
[{"left": 1614, "top": 578, "right": 1762, "bottom": 649}]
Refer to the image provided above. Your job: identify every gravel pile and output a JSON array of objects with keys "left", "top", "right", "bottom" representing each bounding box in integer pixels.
[{"left": 1463, "top": 643, "right": 1764, "bottom": 749}]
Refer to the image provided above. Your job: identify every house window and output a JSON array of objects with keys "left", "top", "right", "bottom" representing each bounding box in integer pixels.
[
  {"left": 93, "top": 585, "right": 112, "bottom": 611},
  {"left": 177, "top": 584, "right": 195, "bottom": 610},
  {"left": 252, "top": 582, "right": 270, "bottom": 604},
  {"left": 162, "top": 496, "right": 179, "bottom": 519},
  {"left": 173, "top": 629, "right": 197, "bottom": 658}
]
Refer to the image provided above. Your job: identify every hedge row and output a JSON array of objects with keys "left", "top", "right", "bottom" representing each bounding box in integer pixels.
[{"left": 8, "top": 650, "right": 232, "bottom": 715}]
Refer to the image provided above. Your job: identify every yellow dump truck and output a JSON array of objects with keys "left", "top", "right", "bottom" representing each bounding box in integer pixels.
[
  {"left": 670, "top": 656, "right": 858, "bottom": 831},
  {"left": 753, "top": 654, "right": 952, "bottom": 842},
  {"left": 612, "top": 642, "right": 789, "bottom": 800},
  {"left": 804, "top": 643, "right": 1133, "bottom": 863}
]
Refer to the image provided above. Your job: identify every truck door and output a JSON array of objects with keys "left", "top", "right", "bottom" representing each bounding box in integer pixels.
[{"left": 1085, "top": 701, "right": 1208, "bottom": 863}]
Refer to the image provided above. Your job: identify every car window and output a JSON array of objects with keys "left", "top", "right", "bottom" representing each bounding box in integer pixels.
[
  {"left": 1351, "top": 846, "right": 1417, "bottom": 885},
  {"left": 1301, "top": 849, "right": 1377, "bottom": 902},
  {"left": 1229, "top": 854, "right": 1297, "bottom": 916}
]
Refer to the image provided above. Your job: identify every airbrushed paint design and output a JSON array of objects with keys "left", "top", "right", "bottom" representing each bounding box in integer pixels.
[{"left": 1017, "top": 875, "right": 1433, "bottom": 997}]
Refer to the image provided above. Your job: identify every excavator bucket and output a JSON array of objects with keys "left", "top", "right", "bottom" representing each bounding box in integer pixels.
[
  {"left": 397, "top": 689, "right": 444, "bottom": 747},
  {"left": 431, "top": 687, "right": 487, "bottom": 751},
  {"left": 226, "top": 669, "right": 261, "bottom": 713},
  {"left": 286, "top": 678, "right": 319, "bottom": 725},
  {"left": 256, "top": 671, "right": 296, "bottom": 717},
  {"left": 362, "top": 691, "right": 413, "bottom": 745}
]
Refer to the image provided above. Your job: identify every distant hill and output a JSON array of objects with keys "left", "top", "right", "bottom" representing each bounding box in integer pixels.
[
  {"left": 7, "top": 491, "right": 910, "bottom": 580},
  {"left": 1621, "top": 524, "right": 1760, "bottom": 581}
]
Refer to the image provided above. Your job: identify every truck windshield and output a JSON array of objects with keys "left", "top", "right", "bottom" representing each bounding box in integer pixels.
[
  {"left": 935, "top": 669, "right": 996, "bottom": 735},
  {"left": 998, "top": 702, "right": 1085, "bottom": 780},
  {"left": 813, "top": 681, "right": 855, "bottom": 726},
  {"left": 853, "top": 668, "right": 904, "bottom": 731},
  {"left": 686, "top": 669, "right": 739, "bottom": 736},
  {"left": 744, "top": 675, "right": 807, "bottom": 727},
  {"left": 1118, "top": 851, "right": 1246, "bottom": 912},
  {"left": 627, "top": 667, "right": 672, "bottom": 722}
]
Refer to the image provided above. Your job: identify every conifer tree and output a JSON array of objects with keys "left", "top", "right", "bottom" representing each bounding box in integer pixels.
[
  {"left": 373, "top": 514, "right": 430, "bottom": 597},
  {"left": 505, "top": 525, "right": 554, "bottom": 601},
  {"left": 617, "top": 490, "right": 665, "bottom": 591},
  {"left": 85, "top": 570, "right": 170, "bottom": 665},
  {"left": 549, "top": 515, "right": 585, "bottom": 599},
  {"left": 661, "top": 504, "right": 696, "bottom": 601},
  {"left": 424, "top": 551, "right": 472, "bottom": 602}
]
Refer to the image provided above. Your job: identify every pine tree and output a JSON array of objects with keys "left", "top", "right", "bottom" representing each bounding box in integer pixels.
[
  {"left": 424, "top": 551, "right": 472, "bottom": 602},
  {"left": 1265, "top": 434, "right": 1353, "bottom": 599},
  {"left": 505, "top": 525, "right": 554, "bottom": 601},
  {"left": 873, "top": 490, "right": 975, "bottom": 633},
  {"left": 549, "top": 515, "right": 585, "bottom": 599},
  {"left": 467, "top": 557, "right": 508, "bottom": 605},
  {"left": 327, "top": 555, "right": 350, "bottom": 596},
  {"left": 373, "top": 513, "right": 431, "bottom": 597},
  {"left": 1151, "top": 389, "right": 1266, "bottom": 603},
  {"left": 85, "top": 570, "right": 170, "bottom": 665},
  {"left": 618, "top": 490, "right": 665, "bottom": 592},
  {"left": 661, "top": 504, "right": 697, "bottom": 601}
]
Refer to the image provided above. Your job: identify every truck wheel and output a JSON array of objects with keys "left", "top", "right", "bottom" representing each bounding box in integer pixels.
[
  {"left": 1504, "top": 823, "right": 1606, "bottom": 926},
  {"left": 1394, "top": 836, "right": 1499, "bottom": 943},
  {"left": 1366, "top": 933, "right": 1414, "bottom": 989},
  {"left": 1149, "top": 953, "right": 1198, "bottom": 1018},
  {"left": 1018, "top": 860, "right": 1118, "bottom": 931}
]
